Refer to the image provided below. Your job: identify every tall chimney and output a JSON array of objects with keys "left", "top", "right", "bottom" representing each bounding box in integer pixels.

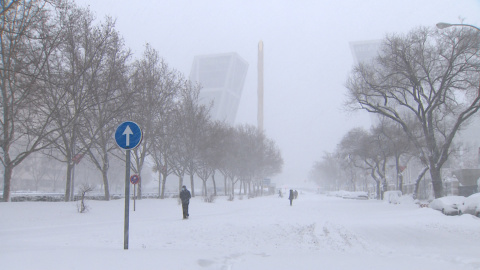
[{"left": 258, "top": 40, "right": 264, "bottom": 131}]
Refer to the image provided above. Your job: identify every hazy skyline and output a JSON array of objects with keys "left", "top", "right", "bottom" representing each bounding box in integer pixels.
[{"left": 75, "top": 0, "right": 480, "bottom": 185}]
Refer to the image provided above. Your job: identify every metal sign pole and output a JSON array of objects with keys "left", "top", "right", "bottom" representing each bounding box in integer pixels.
[
  {"left": 116, "top": 121, "right": 142, "bottom": 251},
  {"left": 124, "top": 149, "right": 131, "bottom": 250}
]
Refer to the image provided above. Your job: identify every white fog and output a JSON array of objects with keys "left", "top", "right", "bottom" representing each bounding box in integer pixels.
[
  {"left": 72, "top": 0, "right": 480, "bottom": 185},
  {"left": 1, "top": 1, "right": 480, "bottom": 269}
]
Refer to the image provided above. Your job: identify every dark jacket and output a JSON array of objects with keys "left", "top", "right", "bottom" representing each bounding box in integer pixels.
[{"left": 180, "top": 188, "right": 191, "bottom": 204}]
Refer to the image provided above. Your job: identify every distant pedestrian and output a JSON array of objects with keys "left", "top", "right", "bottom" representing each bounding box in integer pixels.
[
  {"left": 179, "top": 185, "right": 191, "bottom": 219},
  {"left": 288, "top": 189, "right": 294, "bottom": 206},
  {"left": 278, "top": 189, "right": 283, "bottom": 198},
  {"left": 294, "top": 190, "right": 298, "bottom": 199}
]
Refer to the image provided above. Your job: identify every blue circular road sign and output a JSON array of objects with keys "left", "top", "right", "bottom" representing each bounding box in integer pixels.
[
  {"left": 130, "top": 174, "right": 140, "bottom": 185},
  {"left": 115, "top": 121, "right": 142, "bottom": 150}
]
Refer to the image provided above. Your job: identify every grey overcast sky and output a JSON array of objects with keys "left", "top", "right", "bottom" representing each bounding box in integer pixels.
[{"left": 76, "top": 0, "right": 480, "bottom": 186}]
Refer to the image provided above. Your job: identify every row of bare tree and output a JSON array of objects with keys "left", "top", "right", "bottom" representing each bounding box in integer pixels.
[
  {"left": 311, "top": 119, "right": 423, "bottom": 200},
  {"left": 311, "top": 26, "right": 480, "bottom": 199},
  {"left": 0, "top": 0, "right": 283, "bottom": 202}
]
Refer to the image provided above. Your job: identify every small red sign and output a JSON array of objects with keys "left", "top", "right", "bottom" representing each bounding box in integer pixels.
[
  {"left": 72, "top": 153, "right": 84, "bottom": 164},
  {"left": 130, "top": 174, "right": 140, "bottom": 185}
]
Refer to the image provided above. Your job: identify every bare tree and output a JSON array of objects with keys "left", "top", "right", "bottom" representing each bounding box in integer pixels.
[
  {"left": 46, "top": 158, "right": 63, "bottom": 192},
  {"left": 0, "top": 0, "right": 64, "bottom": 201},
  {"left": 77, "top": 183, "right": 94, "bottom": 213},
  {"left": 338, "top": 127, "right": 391, "bottom": 199},
  {"left": 213, "top": 123, "right": 235, "bottom": 196},
  {"left": 309, "top": 152, "right": 342, "bottom": 191},
  {"left": 346, "top": 27, "right": 480, "bottom": 198},
  {"left": 208, "top": 124, "right": 244, "bottom": 198},
  {"left": 168, "top": 81, "right": 210, "bottom": 197},
  {"left": 372, "top": 117, "right": 415, "bottom": 191},
  {"left": 45, "top": 4, "right": 125, "bottom": 201},
  {"left": 258, "top": 136, "right": 283, "bottom": 181},
  {"left": 340, "top": 154, "right": 360, "bottom": 192},
  {"left": 223, "top": 124, "right": 282, "bottom": 197},
  {"left": 0, "top": 0, "right": 20, "bottom": 17},
  {"left": 30, "top": 155, "right": 48, "bottom": 191},
  {"left": 78, "top": 21, "right": 131, "bottom": 201},
  {"left": 150, "top": 115, "right": 175, "bottom": 199},
  {"left": 149, "top": 78, "right": 182, "bottom": 199},
  {"left": 184, "top": 85, "right": 210, "bottom": 198},
  {"left": 196, "top": 121, "right": 224, "bottom": 197},
  {"left": 127, "top": 44, "right": 180, "bottom": 199}
]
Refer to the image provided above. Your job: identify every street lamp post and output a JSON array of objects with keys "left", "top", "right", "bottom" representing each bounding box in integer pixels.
[{"left": 436, "top": 22, "right": 480, "bottom": 32}]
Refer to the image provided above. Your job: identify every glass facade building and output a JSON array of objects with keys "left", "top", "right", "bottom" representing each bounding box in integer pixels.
[
  {"left": 349, "top": 40, "right": 382, "bottom": 65},
  {"left": 190, "top": 53, "right": 248, "bottom": 124}
]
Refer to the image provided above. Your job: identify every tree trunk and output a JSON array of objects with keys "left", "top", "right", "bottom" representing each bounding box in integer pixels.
[
  {"left": 212, "top": 173, "right": 217, "bottom": 196},
  {"left": 65, "top": 162, "right": 73, "bottom": 202},
  {"left": 231, "top": 180, "right": 236, "bottom": 198},
  {"left": 161, "top": 173, "right": 167, "bottom": 199},
  {"left": 398, "top": 173, "right": 404, "bottom": 193},
  {"left": 102, "top": 169, "right": 110, "bottom": 201},
  {"left": 136, "top": 168, "right": 142, "bottom": 200},
  {"left": 395, "top": 154, "right": 400, "bottom": 190},
  {"left": 350, "top": 168, "right": 356, "bottom": 191},
  {"left": 178, "top": 176, "right": 183, "bottom": 193},
  {"left": 3, "top": 163, "right": 13, "bottom": 202},
  {"left": 224, "top": 174, "right": 227, "bottom": 196},
  {"left": 430, "top": 166, "right": 444, "bottom": 198},
  {"left": 381, "top": 179, "right": 387, "bottom": 200},
  {"left": 203, "top": 179, "right": 208, "bottom": 196},
  {"left": 414, "top": 167, "right": 429, "bottom": 199},
  {"left": 371, "top": 170, "right": 381, "bottom": 200},
  {"left": 158, "top": 171, "right": 163, "bottom": 199},
  {"left": 190, "top": 174, "right": 195, "bottom": 197},
  {"left": 376, "top": 180, "right": 381, "bottom": 200}
]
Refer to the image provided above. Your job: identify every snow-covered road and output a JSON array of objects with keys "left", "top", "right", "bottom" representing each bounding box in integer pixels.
[{"left": 1, "top": 191, "right": 479, "bottom": 270}]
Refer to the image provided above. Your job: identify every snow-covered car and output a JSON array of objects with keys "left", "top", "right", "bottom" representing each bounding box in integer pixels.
[
  {"left": 326, "top": 191, "right": 369, "bottom": 200},
  {"left": 429, "top": 196, "right": 465, "bottom": 215},
  {"left": 342, "top": 191, "right": 368, "bottom": 200},
  {"left": 459, "top": 193, "right": 480, "bottom": 217},
  {"left": 383, "top": 190, "right": 402, "bottom": 204}
]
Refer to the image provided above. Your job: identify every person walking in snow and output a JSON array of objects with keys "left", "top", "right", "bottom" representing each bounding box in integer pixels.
[
  {"left": 180, "top": 185, "right": 191, "bottom": 219},
  {"left": 288, "top": 189, "right": 294, "bottom": 206}
]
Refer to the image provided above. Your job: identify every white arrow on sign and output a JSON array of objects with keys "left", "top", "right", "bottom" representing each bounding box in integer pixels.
[{"left": 123, "top": 125, "right": 133, "bottom": 146}]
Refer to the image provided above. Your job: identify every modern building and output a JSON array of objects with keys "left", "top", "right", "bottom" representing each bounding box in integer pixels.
[
  {"left": 349, "top": 39, "right": 382, "bottom": 65},
  {"left": 189, "top": 52, "right": 248, "bottom": 124}
]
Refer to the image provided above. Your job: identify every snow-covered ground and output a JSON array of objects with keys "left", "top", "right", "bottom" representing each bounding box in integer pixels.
[{"left": 1, "top": 191, "right": 479, "bottom": 270}]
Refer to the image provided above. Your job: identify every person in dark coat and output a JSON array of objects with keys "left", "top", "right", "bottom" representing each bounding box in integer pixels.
[
  {"left": 288, "top": 189, "right": 294, "bottom": 206},
  {"left": 179, "top": 185, "right": 191, "bottom": 219}
]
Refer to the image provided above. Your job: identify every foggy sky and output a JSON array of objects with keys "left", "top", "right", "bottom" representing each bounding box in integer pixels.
[{"left": 75, "top": 0, "right": 480, "bottom": 185}]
